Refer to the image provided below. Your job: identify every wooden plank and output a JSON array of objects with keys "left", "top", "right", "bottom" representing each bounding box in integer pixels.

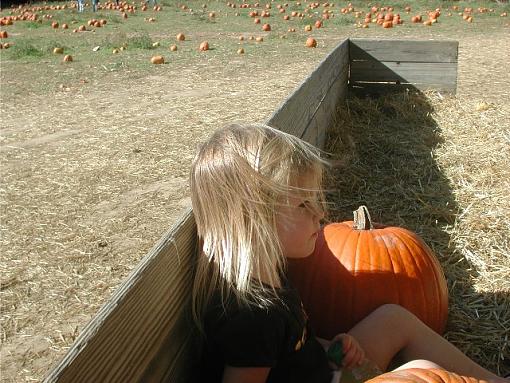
[
  {"left": 350, "top": 61, "right": 457, "bottom": 88},
  {"left": 350, "top": 81, "right": 456, "bottom": 95},
  {"left": 44, "top": 209, "right": 198, "bottom": 383},
  {"left": 349, "top": 39, "right": 458, "bottom": 63},
  {"left": 266, "top": 38, "right": 349, "bottom": 144},
  {"left": 302, "top": 64, "right": 349, "bottom": 147}
]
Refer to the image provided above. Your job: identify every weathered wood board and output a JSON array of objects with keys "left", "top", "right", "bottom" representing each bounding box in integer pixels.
[
  {"left": 44, "top": 209, "right": 199, "bottom": 382},
  {"left": 267, "top": 38, "right": 350, "bottom": 148},
  {"left": 349, "top": 39, "right": 458, "bottom": 93}
]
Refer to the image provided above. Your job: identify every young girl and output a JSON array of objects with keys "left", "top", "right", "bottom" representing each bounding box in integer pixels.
[{"left": 190, "top": 123, "right": 507, "bottom": 383}]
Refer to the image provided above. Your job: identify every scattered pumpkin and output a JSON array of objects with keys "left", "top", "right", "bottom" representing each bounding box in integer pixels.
[
  {"left": 150, "top": 55, "right": 164, "bottom": 64},
  {"left": 0, "top": 31, "right": 8, "bottom": 39},
  {"left": 61, "top": 23, "right": 68, "bottom": 29},
  {"left": 287, "top": 206, "right": 449, "bottom": 339},
  {"left": 199, "top": 41, "right": 209, "bottom": 51},
  {"left": 169, "top": 44, "right": 177, "bottom": 51},
  {"left": 305, "top": 37, "right": 317, "bottom": 47},
  {"left": 53, "top": 47, "right": 64, "bottom": 54},
  {"left": 304, "top": 24, "right": 312, "bottom": 31},
  {"left": 262, "top": 23, "right": 271, "bottom": 31},
  {"left": 255, "top": 36, "right": 263, "bottom": 42},
  {"left": 237, "top": 47, "right": 244, "bottom": 54},
  {"left": 176, "top": 33, "right": 185, "bottom": 41},
  {"left": 112, "top": 48, "right": 120, "bottom": 54},
  {"left": 314, "top": 20, "right": 322, "bottom": 28},
  {"left": 366, "top": 368, "right": 483, "bottom": 383},
  {"left": 63, "top": 54, "right": 73, "bottom": 62},
  {"left": 51, "top": 21, "right": 59, "bottom": 29}
]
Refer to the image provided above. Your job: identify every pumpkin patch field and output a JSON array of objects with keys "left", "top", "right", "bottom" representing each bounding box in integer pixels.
[{"left": 1, "top": 0, "right": 509, "bottom": 381}]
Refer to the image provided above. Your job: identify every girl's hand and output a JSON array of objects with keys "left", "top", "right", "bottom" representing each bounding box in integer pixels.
[{"left": 330, "top": 333, "right": 365, "bottom": 369}]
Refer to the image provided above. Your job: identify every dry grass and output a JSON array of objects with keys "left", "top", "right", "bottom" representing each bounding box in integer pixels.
[{"left": 325, "top": 90, "right": 510, "bottom": 375}]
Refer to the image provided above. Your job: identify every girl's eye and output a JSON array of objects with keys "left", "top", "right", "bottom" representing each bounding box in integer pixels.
[{"left": 299, "top": 200, "right": 311, "bottom": 208}]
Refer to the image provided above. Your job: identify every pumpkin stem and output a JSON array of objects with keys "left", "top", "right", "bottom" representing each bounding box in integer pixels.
[{"left": 353, "top": 205, "right": 373, "bottom": 230}]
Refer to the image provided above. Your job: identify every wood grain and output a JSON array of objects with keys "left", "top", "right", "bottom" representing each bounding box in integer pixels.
[{"left": 266, "top": 38, "right": 349, "bottom": 145}]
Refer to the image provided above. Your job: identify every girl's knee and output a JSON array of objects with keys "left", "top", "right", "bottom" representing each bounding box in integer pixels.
[
  {"left": 373, "top": 304, "right": 416, "bottom": 322},
  {"left": 371, "top": 304, "right": 426, "bottom": 335},
  {"left": 394, "top": 359, "right": 444, "bottom": 371}
]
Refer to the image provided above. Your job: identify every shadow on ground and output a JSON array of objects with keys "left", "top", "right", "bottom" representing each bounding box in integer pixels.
[{"left": 322, "top": 89, "right": 509, "bottom": 376}]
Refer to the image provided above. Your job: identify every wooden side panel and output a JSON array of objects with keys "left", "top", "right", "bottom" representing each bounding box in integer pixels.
[
  {"left": 350, "top": 61, "right": 457, "bottom": 92},
  {"left": 349, "top": 39, "right": 458, "bottom": 93},
  {"left": 44, "top": 40, "right": 351, "bottom": 383},
  {"left": 350, "top": 39, "right": 458, "bottom": 63},
  {"left": 44, "top": 209, "right": 198, "bottom": 383},
  {"left": 266, "top": 38, "right": 350, "bottom": 147}
]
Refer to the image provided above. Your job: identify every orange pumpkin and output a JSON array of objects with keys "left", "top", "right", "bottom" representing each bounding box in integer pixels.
[
  {"left": 287, "top": 206, "right": 448, "bottom": 339},
  {"left": 150, "top": 55, "right": 164, "bottom": 64},
  {"left": 366, "top": 368, "right": 485, "bottom": 383},
  {"left": 305, "top": 37, "right": 317, "bottom": 47}
]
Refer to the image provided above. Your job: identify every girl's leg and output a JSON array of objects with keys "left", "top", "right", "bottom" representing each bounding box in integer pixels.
[
  {"left": 393, "top": 360, "right": 443, "bottom": 371},
  {"left": 347, "top": 304, "right": 505, "bottom": 382}
]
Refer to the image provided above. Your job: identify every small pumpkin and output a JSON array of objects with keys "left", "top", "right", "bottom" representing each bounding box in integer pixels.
[
  {"left": 63, "top": 54, "right": 73, "bottom": 62},
  {"left": 305, "top": 37, "right": 317, "bottom": 47},
  {"left": 150, "top": 55, "right": 164, "bottom": 64},
  {"left": 199, "top": 41, "right": 209, "bottom": 51},
  {"left": 287, "top": 206, "right": 448, "bottom": 339},
  {"left": 366, "top": 368, "right": 485, "bottom": 383}
]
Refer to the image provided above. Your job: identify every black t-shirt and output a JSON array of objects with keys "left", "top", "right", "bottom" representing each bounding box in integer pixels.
[{"left": 199, "top": 282, "right": 332, "bottom": 383}]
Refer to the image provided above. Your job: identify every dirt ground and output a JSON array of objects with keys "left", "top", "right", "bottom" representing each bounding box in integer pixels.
[{"left": 1, "top": 28, "right": 510, "bottom": 381}]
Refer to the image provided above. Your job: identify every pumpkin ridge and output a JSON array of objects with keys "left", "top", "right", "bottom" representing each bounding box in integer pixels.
[
  {"left": 325, "top": 223, "right": 357, "bottom": 327},
  {"left": 375, "top": 229, "right": 402, "bottom": 305},
  {"left": 350, "top": 227, "right": 364, "bottom": 322},
  {"left": 393, "top": 229, "right": 429, "bottom": 325},
  {"left": 397, "top": 228, "right": 447, "bottom": 333}
]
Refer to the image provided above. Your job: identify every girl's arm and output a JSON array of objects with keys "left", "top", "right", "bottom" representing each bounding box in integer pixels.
[{"left": 222, "top": 366, "right": 271, "bottom": 383}]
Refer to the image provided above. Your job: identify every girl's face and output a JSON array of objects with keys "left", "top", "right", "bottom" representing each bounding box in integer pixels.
[{"left": 276, "top": 173, "right": 324, "bottom": 259}]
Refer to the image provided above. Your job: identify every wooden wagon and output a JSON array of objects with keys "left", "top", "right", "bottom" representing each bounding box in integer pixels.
[{"left": 44, "top": 38, "right": 458, "bottom": 383}]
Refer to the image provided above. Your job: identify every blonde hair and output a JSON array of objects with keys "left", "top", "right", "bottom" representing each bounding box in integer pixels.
[{"left": 190, "top": 123, "right": 326, "bottom": 329}]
